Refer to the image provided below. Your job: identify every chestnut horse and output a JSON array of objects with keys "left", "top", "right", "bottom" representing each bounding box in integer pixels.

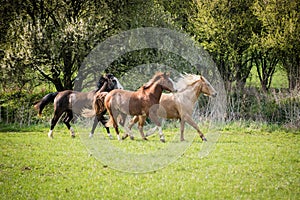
[
  {"left": 34, "top": 74, "right": 123, "bottom": 138},
  {"left": 128, "top": 74, "right": 217, "bottom": 141},
  {"left": 85, "top": 72, "right": 176, "bottom": 142}
]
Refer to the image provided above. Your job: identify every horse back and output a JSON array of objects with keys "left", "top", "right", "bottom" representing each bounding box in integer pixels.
[
  {"left": 105, "top": 89, "right": 146, "bottom": 116},
  {"left": 158, "top": 93, "right": 181, "bottom": 119}
]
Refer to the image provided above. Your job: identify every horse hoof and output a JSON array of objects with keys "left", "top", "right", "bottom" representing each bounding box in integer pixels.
[
  {"left": 142, "top": 137, "right": 148, "bottom": 141},
  {"left": 71, "top": 135, "right": 75, "bottom": 138},
  {"left": 202, "top": 137, "right": 207, "bottom": 142},
  {"left": 130, "top": 136, "right": 134, "bottom": 140},
  {"left": 160, "top": 138, "right": 165, "bottom": 143},
  {"left": 89, "top": 133, "right": 94, "bottom": 138}
]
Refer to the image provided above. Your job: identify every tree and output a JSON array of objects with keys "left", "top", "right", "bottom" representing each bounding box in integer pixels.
[
  {"left": 189, "top": 0, "right": 262, "bottom": 92},
  {"left": 1, "top": 0, "right": 113, "bottom": 91},
  {"left": 252, "top": 0, "right": 300, "bottom": 91},
  {"left": 1, "top": 0, "right": 175, "bottom": 91}
]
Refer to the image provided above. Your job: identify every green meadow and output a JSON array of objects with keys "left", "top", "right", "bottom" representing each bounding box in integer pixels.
[{"left": 0, "top": 122, "right": 299, "bottom": 199}]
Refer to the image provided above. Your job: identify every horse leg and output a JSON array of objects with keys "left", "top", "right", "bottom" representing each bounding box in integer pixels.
[
  {"left": 145, "top": 126, "right": 158, "bottom": 137},
  {"left": 119, "top": 113, "right": 134, "bottom": 140},
  {"left": 137, "top": 115, "right": 147, "bottom": 140},
  {"left": 128, "top": 116, "right": 138, "bottom": 130},
  {"left": 114, "top": 123, "right": 120, "bottom": 141},
  {"left": 89, "top": 117, "right": 98, "bottom": 138},
  {"left": 48, "top": 110, "right": 64, "bottom": 138},
  {"left": 124, "top": 115, "right": 137, "bottom": 140},
  {"left": 107, "top": 108, "right": 121, "bottom": 141},
  {"left": 63, "top": 110, "right": 75, "bottom": 138},
  {"left": 98, "top": 114, "right": 113, "bottom": 139},
  {"left": 149, "top": 111, "right": 165, "bottom": 143},
  {"left": 180, "top": 119, "right": 185, "bottom": 141},
  {"left": 184, "top": 114, "right": 207, "bottom": 141}
]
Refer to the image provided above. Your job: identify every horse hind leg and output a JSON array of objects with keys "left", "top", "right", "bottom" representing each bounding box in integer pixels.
[
  {"left": 137, "top": 115, "right": 147, "bottom": 140},
  {"left": 89, "top": 117, "right": 98, "bottom": 138},
  {"left": 48, "top": 111, "right": 64, "bottom": 138},
  {"left": 63, "top": 111, "right": 75, "bottom": 138},
  {"left": 99, "top": 113, "right": 113, "bottom": 139},
  {"left": 106, "top": 108, "right": 121, "bottom": 141},
  {"left": 119, "top": 113, "right": 136, "bottom": 140}
]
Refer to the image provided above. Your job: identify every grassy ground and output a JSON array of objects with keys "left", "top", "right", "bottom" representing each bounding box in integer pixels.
[{"left": 0, "top": 122, "right": 299, "bottom": 199}]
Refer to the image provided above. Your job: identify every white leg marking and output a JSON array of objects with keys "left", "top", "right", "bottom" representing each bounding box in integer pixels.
[
  {"left": 108, "top": 133, "right": 113, "bottom": 139},
  {"left": 146, "top": 126, "right": 157, "bottom": 137},
  {"left": 70, "top": 127, "right": 75, "bottom": 137},
  {"left": 48, "top": 130, "right": 53, "bottom": 138},
  {"left": 158, "top": 126, "right": 165, "bottom": 142}
]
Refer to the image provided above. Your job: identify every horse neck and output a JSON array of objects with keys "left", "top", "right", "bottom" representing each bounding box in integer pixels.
[
  {"left": 144, "top": 82, "right": 163, "bottom": 101},
  {"left": 177, "top": 82, "right": 202, "bottom": 104}
]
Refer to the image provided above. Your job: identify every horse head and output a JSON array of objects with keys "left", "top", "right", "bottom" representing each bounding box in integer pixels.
[
  {"left": 199, "top": 76, "right": 217, "bottom": 97},
  {"left": 144, "top": 72, "right": 176, "bottom": 93},
  {"left": 97, "top": 73, "right": 123, "bottom": 92}
]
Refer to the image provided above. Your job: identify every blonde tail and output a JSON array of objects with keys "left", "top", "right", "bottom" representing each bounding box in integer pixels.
[
  {"left": 82, "top": 108, "right": 96, "bottom": 118},
  {"left": 82, "top": 92, "right": 108, "bottom": 118},
  {"left": 104, "top": 94, "right": 117, "bottom": 128}
]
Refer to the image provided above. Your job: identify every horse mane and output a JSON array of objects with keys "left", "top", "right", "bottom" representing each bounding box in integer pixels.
[
  {"left": 143, "top": 72, "right": 164, "bottom": 89},
  {"left": 96, "top": 75, "right": 107, "bottom": 92},
  {"left": 175, "top": 73, "right": 201, "bottom": 91}
]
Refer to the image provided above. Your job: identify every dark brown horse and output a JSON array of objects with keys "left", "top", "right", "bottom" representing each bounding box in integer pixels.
[
  {"left": 34, "top": 74, "right": 123, "bottom": 138},
  {"left": 105, "top": 72, "right": 176, "bottom": 142},
  {"left": 128, "top": 74, "right": 217, "bottom": 141}
]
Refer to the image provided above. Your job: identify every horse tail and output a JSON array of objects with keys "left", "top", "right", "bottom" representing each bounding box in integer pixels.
[
  {"left": 105, "top": 94, "right": 117, "bottom": 128},
  {"left": 82, "top": 92, "right": 108, "bottom": 118},
  {"left": 34, "top": 92, "right": 59, "bottom": 116},
  {"left": 94, "top": 92, "right": 108, "bottom": 115}
]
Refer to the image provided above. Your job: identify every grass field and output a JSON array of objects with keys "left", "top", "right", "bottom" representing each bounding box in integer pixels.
[{"left": 0, "top": 122, "right": 299, "bottom": 199}]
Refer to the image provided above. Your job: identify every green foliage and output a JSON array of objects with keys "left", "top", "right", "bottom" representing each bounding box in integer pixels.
[
  {"left": 227, "top": 88, "right": 300, "bottom": 126},
  {"left": 0, "top": 88, "right": 54, "bottom": 125},
  {"left": 0, "top": 123, "right": 299, "bottom": 199}
]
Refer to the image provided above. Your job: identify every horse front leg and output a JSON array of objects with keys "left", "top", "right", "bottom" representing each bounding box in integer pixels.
[
  {"left": 149, "top": 111, "right": 165, "bottom": 143},
  {"left": 184, "top": 114, "right": 207, "bottom": 141}
]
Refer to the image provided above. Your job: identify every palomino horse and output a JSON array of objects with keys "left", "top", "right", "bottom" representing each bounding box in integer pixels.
[
  {"left": 88, "top": 72, "right": 176, "bottom": 142},
  {"left": 128, "top": 74, "right": 217, "bottom": 141},
  {"left": 34, "top": 74, "right": 123, "bottom": 138}
]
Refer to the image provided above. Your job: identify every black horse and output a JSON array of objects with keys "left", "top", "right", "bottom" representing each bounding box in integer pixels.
[{"left": 34, "top": 74, "right": 123, "bottom": 138}]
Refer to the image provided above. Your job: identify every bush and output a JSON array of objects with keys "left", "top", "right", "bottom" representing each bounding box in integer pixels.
[
  {"left": 0, "top": 89, "right": 53, "bottom": 126},
  {"left": 227, "top": 88, "right": 300, "bottom": 127}
]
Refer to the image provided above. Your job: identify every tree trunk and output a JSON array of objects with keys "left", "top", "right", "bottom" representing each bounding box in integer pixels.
[{"left": 286, "top": 56, "right": 300, "bottom": 91}]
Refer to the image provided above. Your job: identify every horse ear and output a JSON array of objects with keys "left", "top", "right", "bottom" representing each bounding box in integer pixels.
[{"left": 200, "top": 76, "right": 205, "bottom": 82}]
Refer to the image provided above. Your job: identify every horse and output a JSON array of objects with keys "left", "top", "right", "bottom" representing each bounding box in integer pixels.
[
  {"left": 128, "top": 74, "right": 217, "bottom": 141},
  {"left": 84, "top": 72, "right": 176, "bottom": 142},
  {"left": 34, "top": 74, "right": 123, "bottom": 138}
]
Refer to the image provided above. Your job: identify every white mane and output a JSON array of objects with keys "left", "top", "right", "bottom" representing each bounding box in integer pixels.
[{"left": 175, "top": 73, "right": 201, "bottom": 91}]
